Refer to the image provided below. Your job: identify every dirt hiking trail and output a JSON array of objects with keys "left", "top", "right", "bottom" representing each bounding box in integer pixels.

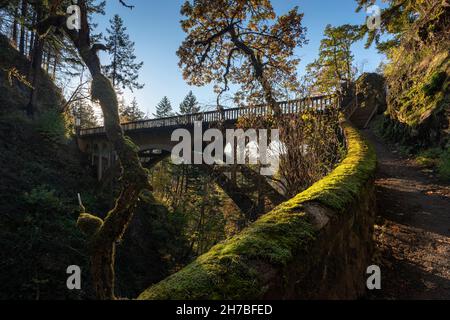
[{"left": 364, "top": 129, "right": 450, "bottom": 300}]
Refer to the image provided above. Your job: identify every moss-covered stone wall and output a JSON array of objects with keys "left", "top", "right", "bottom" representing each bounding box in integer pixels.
[
  {"left": 138, "top": 121, "right": 377, "bottom": 300},
  {"left": 382, "top": 43, "right": 449, "bottom": 149}
]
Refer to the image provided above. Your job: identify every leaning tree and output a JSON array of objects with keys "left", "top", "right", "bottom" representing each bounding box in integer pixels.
[
  {"left": 36, "top": 0, "right": 150, "bottom": 300},
  {"left": 177, "top": 0, "right": 308, "bottom": 115}
]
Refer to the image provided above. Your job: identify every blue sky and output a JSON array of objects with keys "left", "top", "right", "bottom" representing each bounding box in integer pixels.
[{"left": 95, "top": 0, "right": 387, "bottom": 117}]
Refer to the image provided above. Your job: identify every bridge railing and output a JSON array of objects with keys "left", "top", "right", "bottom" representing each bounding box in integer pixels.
[{"left": 79, "top": 95, "right": 337, "bottom": 137}]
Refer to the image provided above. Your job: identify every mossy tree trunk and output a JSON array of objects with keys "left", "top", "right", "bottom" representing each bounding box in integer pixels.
[{"left": 37, "top": 0, "right": 151, "bottom": 300}]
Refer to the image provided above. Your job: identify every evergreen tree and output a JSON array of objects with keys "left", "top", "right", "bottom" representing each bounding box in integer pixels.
[
  {"left": 74, "top": 100, "right": 98, "bottom": 129},
  {"left": 355, "top": 0, "right": 416, "bottom": 51},
  {"left": 153, "top": 96, "right": 174, "bottom": 118},
  {"left": 306, "top": 24, "right": 359, "bottom": 93},
  {"left": 356, "top": 0, "right": 448, "bottom": 52},
  {"left": 121, "top": 97, "right": 145, "bottom": 122},
  {"left": 179, "top": 91, "right": 200, "bottom": 115},
  {"left": 103, "top": 14, "right": 144, "bottom": 91}
]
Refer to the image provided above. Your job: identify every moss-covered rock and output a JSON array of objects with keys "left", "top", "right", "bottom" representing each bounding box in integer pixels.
[
  {"left": 138, "top": 122, "right": 377, "bottom": 300},
  {"left": 381, "top": 41, "right": 449, "bottom": 148}
]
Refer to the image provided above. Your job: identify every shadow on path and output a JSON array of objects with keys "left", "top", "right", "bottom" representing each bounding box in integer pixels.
[{"left": 363, "top": 129, "right": 450, "bottom": 300}]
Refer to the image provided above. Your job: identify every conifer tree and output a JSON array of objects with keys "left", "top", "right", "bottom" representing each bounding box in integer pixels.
[
  {"left": 306, "top": 24, "right": 359, "bottom": 93},
  {"left": 121, "top": 97, "right": 145, "bottom": 122},
  {"left": 153, "top": 96, "right": 174, "bottom": 118},
  {"left": 355, "top": 0, "right": 448, "bottom": 52},
  {"left": 103, "top": 14, "right": 144, "bottom": 91},
  {"left": 179, "top": 91, "right": 200, "bottom": 115},
  {"left": 74, "top": 100, "right": 98, "bottom": 129}
]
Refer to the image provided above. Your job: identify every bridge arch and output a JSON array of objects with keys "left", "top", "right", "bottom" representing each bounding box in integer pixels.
[{"left": 77, "top": 96, "right": 336, "bottom": 221}]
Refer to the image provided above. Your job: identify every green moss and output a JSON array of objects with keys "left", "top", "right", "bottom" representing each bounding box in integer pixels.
[
  {"left": 138, "top": 209, "right": 316, "bottom": 300},
  {"left": 286, "top": 122, "right": 377, "bottom": 211},
  {"left": 138, "top": 122, "right": 377, "bottom": 300},
  {"left": 416, "top": 148, "right": 443, "bottom": 168},
  {"left": 35, "top": 110, "right": 69, "bottom": 145},
  {"left": 422, "top": 71, "right": 447, "bottom": 97},
  {"left": 124, "top": 136, "right": 140, "bottom": 153},
  {"left": 382, "top": 46, "right": 449, "bottom": 140},
  {"left": 77, "top": 213, "right": 104, "bottom": 237},
  {"left": 415, "top": 147, "right": 450, "bottom": 180},
  {"left": 437, "top": 149, "right": 450, "bottom": 180}
]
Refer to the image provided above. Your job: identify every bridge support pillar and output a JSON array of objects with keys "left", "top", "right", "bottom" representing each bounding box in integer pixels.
[
  {"left": 98, "top": 143, "right": 103, "bottom": 181},
  {"left": 106, "top": 148, "right": 111, "bottom": 169}
]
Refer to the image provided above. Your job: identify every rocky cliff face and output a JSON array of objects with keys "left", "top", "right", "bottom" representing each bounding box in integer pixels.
[{"left": 378, "top": 6, "right": 449, "bottom": 150}]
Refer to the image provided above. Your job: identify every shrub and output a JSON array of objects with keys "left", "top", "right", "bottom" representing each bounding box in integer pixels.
[
  {"left": 0, "top": 185, "right": 90, "bottom": 300},
  {"left": 416, "top": 148, "right": 443, "bottom": 168},
  {"left": 23, "top": 185, "right": 64, "bottom": 212},
  {"left": 415, "top": 147, "right": 450, "bottom": 181},
  {"left": 437, "top": 149, "right": 450, "bottom": 180},
  {"left": 35, "top": 110, "right": 68, "bottom": 144}
]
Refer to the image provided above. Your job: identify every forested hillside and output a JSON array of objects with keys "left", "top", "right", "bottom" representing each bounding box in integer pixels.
[
  {"left": 0, "top": 34, "right": 193, "bottom": 298},
  {"left": 358, "top": 0, "right": 449, "bottom": 179},
  {"left": 0, "top": 34, "right": 89, "bottom": 299},
  {"left": 0, "top": 3, "right": 256, "bottom": 299}
]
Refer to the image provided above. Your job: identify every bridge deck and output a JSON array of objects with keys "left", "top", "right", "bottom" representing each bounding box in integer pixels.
[{"left": 79, "top": 95, "right": 337, "bottom": 137}]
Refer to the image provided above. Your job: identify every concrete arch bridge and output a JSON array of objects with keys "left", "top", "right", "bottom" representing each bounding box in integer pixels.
[{"left": 77, "top": 95, "right": 339, "bottom": 220}]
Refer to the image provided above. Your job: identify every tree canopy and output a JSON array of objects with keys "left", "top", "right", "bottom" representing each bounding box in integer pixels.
[
  {"left": 121, "top": 97, "right": 145, "bottom": 122},
  {"left": 306, "top": 24, "right": 359, "bottom": 94},
  {"left": 154, "top": 96, "right": 174, "bottom": 118},
  {"left": 179, "top": 91, "right": 200, "bottom": 115},
  {"left": 177, "top": 0, "right": 307, "bottom": 113},
  {"left": 355, "top": 0, "right": 449, "bottom": 52},
  {"left": 103, "top": 14, "right": 144, "bottom": 91}
]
